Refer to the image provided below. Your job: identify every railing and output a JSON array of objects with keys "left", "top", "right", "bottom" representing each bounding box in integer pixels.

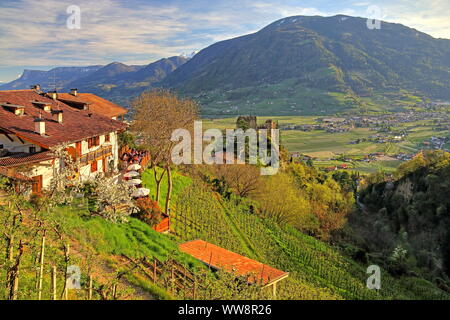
[{"left": 79, "top": 145, "right": 112, "bottom": 165}]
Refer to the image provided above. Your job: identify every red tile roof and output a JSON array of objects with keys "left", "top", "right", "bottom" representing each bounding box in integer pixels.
[
  {"left": 0, "top": 90, "right": 127, "bottom": 148},
  {"left": 0, "top": 166, "right": 33, "bottom": 181},
  {"left": 0, "top": 151, "right": 55, "bottom": 167},
  {"left": 179, "top": 240, "right": 289, "bottom": 285},
  {"left": 56, "top": 93, "right": 128, "bottom": 118}
]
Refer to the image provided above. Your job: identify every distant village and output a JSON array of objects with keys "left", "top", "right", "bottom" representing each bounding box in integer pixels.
[
  {"left": 281, "top": 110, "right": 449, "bottom": 133},
  {"left": 285, "top": 110, "right": 450, "bottom": 171}
]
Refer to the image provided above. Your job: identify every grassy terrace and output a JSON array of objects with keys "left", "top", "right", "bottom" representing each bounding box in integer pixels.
[{"left": 141, "top": 168, "right": 192, "bottom": 209}]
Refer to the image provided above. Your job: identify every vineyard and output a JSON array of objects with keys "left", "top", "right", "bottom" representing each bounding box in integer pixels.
[
  {"left": 2, "top": 167, "right": 449, "bottom": 300},
  {"left": 0, "top": 195, "right": 205, "bottom": 300},
  {"left": 0, "top": 196, "right": 269, "bottom": 300},
  {"left": 172, "top": 183, "right": 450, "bottom": 300}
]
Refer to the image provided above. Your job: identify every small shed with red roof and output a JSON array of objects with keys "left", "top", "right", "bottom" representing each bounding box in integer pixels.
[{"left": 179, "top": 239, "right": 289, "bottom": 297}]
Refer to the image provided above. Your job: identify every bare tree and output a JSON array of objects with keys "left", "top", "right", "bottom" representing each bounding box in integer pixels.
[
  {"left": 213, "top": 164, "right": 260, "bottom": 198},
  {"left": 131, "top": 90, "right": 198, "bottom": 214}
]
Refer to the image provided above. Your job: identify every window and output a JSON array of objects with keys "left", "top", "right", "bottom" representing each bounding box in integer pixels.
[
  {"left": 105, "top": 133, "right": 110, "bottom": 142},
  {"left": 0, "top": 144, "right": 3, "bottom": 149},
  {"left": 87, "top": 136, "right": 100, "bottom": 148},
  {"left": 90, "top": 160, "right": 98, "bottom": 173},
  {"left": 29, "top": 146, "right": 36, "bottom": 154}
]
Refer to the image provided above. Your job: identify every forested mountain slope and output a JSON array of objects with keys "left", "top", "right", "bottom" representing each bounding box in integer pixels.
[
  {"left": 350, "top": 151, "right": 450, "bottom": 279},
  {"left": 163, "top": 15, "right": 450, "bottom": 115}
]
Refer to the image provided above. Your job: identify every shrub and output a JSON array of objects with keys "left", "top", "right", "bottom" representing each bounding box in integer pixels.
[{"left": 135, "top": 198, "right": 164, "bottom": 226}]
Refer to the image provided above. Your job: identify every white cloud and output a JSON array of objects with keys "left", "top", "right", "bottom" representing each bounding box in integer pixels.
[
  {"left": 380, "top": 0, "right": 450, "bottom": 38},
  {"left": 0, "top": 0, "right": 448, "bottom": 70},
  {"left": 0, "top": 0, "right": 195, "bottom": 66},
  {"left": 353, "top": 2, "right": 371, "bottom": 7},
  {"left": 250, "top": 3, "right": 327, "bottom": 17}
]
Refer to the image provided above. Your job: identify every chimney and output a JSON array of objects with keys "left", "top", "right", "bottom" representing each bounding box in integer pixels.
[
  {"left": 53, "top": 110, "right": 63, "bottom": 124},
  {"left": 34, "top": 114, "right": 46, "bottom": 135},
  {"left": 49, "top": 90, "right": 58, "bottom": 100},
  {"left": 57, "top": 111, "right": 63, "bottom": 124},
  {"left": 30, "top": 84, "right": 41, "bottom": 91},
  {"left": 70, "top": 88, "right": 78, "bottom": 96}
]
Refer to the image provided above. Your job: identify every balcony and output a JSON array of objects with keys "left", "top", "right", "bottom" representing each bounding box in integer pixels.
[{"left": 79, "top": 145, "right": 112, "bottom": 165}]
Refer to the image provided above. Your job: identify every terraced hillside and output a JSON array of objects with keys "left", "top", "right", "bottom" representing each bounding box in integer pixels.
[{"left": 171, "top": 181, "right": 449, "bottom": 300}]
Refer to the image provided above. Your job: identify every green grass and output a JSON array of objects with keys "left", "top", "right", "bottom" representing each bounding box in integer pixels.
[
  {"left": 0, "top": 202, "right": 204, "bottom": 300},
  {"left": 141, "top": 168, "right": 192, "bottom": 210},
  {"left": 353, "top": 160, "right": 403, "bottom": 173},
  {"left": 53, "top": 205, "right": 201, "bottom": 268},
  {"left": 124, "top": 273, "right": 176, "bottom": 300}
]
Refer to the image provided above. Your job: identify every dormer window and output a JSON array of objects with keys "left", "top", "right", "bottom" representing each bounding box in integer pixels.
[
  {"left": 58, "top": 99, "right": 89, "bottom": 110},
  {"left": 32, "top": 100, "right": 52, "bottom": 112},
  {"left": 2, "top": 103, "right": 25, "bottom": 115}
]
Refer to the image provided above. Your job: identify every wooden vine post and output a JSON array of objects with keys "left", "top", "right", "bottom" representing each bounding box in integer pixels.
[
  {"left": 171, "top": 263, "right": 175, "bottom": 293},
  {"left": 88, "top": 275, "right": 93, "bottom": 300},
  {"left": 61, "top": 243, "right": 70, "bottom": 300},
  {"left": 37, "top": 230, "right": 46, "bottom": 300},
  {"left": 153, "top": 258, "right": 157, "bottom": 282},
  {"left": 51, "top": 266, "right": 57, "bottom": 300},
  {"left": 112, "top": 283, "right": 117, "bottom": 300}
]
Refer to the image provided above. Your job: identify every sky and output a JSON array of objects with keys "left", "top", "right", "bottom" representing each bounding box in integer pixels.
[{"left": 0, "top": 0, "right": 449, "bottom": 82}]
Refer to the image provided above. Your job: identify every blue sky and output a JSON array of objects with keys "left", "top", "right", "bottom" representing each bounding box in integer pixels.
[{"left": 0, "top": 0, "right": 449, "bottom": 82}]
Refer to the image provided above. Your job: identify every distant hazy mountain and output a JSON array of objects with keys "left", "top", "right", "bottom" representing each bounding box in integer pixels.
[
  {"left": 129, "top": 56, "right": 189, "bottom": 83},
  {"left": 162, "top": 15, "right": 450, "bottom": 115},
  {"left": 64, "top": 62, "right": 145, "bottom": 95},
  {"left": 0, "top": 66, "right": 102, "bottom": 91},
  {"left": 65, "top": 56, "right": 188, "bottom": 105},
  {"left": 70, "top": 62, "right": 144, "bottom": 85},
  {"left": 0, "top": 56, "right": 188, "bottom": 106}
]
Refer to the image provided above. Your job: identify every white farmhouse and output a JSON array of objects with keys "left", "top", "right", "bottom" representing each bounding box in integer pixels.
[{"left": 0, "top": 88, "right": 128, "bottom": 193}]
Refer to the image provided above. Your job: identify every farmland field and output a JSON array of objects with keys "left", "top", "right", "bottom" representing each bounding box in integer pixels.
[{"left": 202, "top": 115, "right": 447, "bottom": 174}]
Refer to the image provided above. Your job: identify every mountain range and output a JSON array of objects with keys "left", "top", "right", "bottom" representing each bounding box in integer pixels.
[
  {"left": 162, "top": 15, "right": 450, "bottom": 115},
  {"left": 1, "top": 15, "right": 449, "bottom": 115},
  {"left": 0, "top": 56, "right": 188, "bottom": 106}
]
